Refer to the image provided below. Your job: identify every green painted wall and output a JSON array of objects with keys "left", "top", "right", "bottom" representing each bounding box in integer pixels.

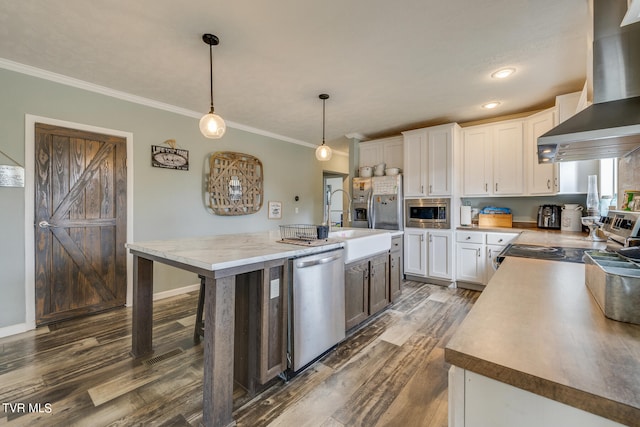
[{"left": 0, "top": 68, "right": 348, "bottom": 330}]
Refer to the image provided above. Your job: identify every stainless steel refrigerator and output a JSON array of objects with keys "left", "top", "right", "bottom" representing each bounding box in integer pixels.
[{"left": 352, "top": 175, "right": 403, "bottom": 230}]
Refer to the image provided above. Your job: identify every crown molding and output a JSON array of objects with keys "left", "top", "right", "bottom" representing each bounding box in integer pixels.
[{"left": 0, "top": 57, "right": 348, "bottom": 157}]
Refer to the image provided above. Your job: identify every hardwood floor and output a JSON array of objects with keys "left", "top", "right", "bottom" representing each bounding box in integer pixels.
[{"left": 0, "top": 281, "right": 478, "bottom": 426}]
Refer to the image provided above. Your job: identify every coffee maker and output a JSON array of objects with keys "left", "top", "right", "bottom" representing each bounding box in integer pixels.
[{"left": 537, "top": 205, "right": 561, "bottom": 229}]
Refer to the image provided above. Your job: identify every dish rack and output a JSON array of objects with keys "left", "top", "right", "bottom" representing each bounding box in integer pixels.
[{"left": 279, "top": 224, "right": 318, "bottom": 241}]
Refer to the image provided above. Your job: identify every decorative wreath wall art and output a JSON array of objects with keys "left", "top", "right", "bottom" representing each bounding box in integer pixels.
[{"left": 208, "top": 151, "right": 263, "bottom": 215}]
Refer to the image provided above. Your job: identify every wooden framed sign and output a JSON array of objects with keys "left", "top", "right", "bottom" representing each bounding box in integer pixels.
[
  {"left": 268, "top": 201, "right": 282, "bottom": 219},
  {"left": 151, "top": 145, "right": 189, "bottom": 170}
]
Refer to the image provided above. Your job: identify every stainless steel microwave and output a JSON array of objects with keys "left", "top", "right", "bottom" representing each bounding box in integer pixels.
[{"left": 404, "top": 198, "right": 450, "bottom": 229}]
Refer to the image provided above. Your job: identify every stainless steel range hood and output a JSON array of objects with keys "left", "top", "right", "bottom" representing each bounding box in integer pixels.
[{"left": 538, "top": 0, "right": 640, "bottom": 163}]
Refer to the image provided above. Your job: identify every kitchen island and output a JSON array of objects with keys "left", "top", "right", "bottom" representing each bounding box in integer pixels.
[
  {"left": 445, "top": 231, "right": 640, "bottom": 426},
  {"left": 125, "top": 228, "right": 393, "bottom": 427}
]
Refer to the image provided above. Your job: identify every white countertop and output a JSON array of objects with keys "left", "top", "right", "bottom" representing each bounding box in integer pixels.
[{"left": 125, "top": 228, "right": 400, "bottom": 272}]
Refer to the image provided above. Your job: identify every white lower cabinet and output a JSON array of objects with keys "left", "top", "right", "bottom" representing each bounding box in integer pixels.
[
  {"left": 455, "top": 232, "right": 485, "bottom": 284},
  {"left": 455, "top": 231, "right": 518, "bottom": 287},
  {"left": 485, "top": 244, "right": 504, "bottom": 283},
  {"left": 404, "top": 228, "right": 452, "bottom": 280},
  {"left": 484, "top": 232, "right": 517, "bottom": 283},
  {"left": 449, "top": 367, "right": 625, "bottom": 427},
  {"left": 428, "top": 230, "right": 453, "bottom": 280},
  {"left": 404, "top": 229, "right": 427, "bottom": 276}
]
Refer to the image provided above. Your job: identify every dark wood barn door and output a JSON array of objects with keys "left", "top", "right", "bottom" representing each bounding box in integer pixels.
[{"left": 34, "top": 123, "right": 127, "bottom": 326}]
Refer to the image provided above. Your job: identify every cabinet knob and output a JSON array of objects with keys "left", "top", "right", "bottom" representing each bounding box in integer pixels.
[
  {"left": 498, "top": 238, "right": 503, "bottom": 243},
  {"left": 466, "top": 236, "right": 471, "bottom": 240}
]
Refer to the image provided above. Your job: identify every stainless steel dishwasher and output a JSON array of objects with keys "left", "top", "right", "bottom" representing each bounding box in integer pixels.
[{"left": 290, "top": 248, "right": 345, "bottom": 372}]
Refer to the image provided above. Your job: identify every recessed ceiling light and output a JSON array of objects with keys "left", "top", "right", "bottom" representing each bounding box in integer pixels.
[
  {"left": 491, "top": 68, "right": 515, "bottom": 79},
  {"left": 482, "top": 101, "right": 500, "bottom": 109}
]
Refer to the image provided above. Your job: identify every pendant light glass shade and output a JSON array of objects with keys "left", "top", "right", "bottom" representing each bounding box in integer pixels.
[
  {"left": 316, "top": 93, "right": 332, "bottom": 161},
  {"left": 200, "top": 33, "right": 226, "bottom": 139},
  {"left": 199, "top": 111, "right": 226, "bottom": 138},
  {"left": 315, "top": 144, "right": 333, "bottom": 161}
]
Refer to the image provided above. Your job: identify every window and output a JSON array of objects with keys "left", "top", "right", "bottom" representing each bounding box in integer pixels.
[{"left": 600, "top": 158, "right": 618, "bottom": 207}]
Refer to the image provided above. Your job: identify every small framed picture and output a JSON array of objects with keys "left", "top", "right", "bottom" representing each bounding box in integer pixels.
[{"left": 268, "top": 201, "right": 282, "bottom": 219}]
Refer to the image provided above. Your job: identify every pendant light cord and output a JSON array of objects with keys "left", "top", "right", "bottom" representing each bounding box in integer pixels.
[
  {"left": 209, "top": 44, "right": 214, "bottom": 114},
  {"left": 322, "top": 97, "right": 326, "bottom": 145}
]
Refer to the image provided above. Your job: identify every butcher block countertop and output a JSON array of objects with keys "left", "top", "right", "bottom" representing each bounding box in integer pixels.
[{"left": 445, "top": 231, "right": 640, "bottom": 426}]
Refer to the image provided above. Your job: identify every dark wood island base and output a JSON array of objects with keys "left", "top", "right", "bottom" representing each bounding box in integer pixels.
[{"left": 130, "top": 251, "right": 240, "bottom": 427}]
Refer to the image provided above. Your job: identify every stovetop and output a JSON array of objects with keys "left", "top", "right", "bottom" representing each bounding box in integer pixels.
[
  {"left": 600, "top": 210, "right": 640, "bottom": 244},
  {"left": 498, "top": 244, "right": 592, "bottom": 264}
]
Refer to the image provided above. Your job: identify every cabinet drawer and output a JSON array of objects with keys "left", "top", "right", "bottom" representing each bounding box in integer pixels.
[
  {"left": 486, "top": 232, "right": 518, "bottom": 245},
  {"left": 391, "top": 235, "right": 402, "bottom": 253},
  {"left": 456, "top": 231, "right": 484, "bottom": 244}
]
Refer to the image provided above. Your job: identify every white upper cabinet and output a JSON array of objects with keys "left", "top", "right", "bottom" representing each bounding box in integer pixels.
[
  {"left": 462, "top": 126, "right": 492, "bottom": 196},
  {"left": 359, "top": 142, "right": 382, "bottom": 169},
  {"left": 358, "top": 136, "right": 403, "bottom": 169},
  {"left": 382, "top": 139, "right": 404, "bottom": 170},
  {"left": 493, "top": 121, "right": 524, "bottom": 195},
  {"left": 427, "top": 125, "right": 453, "bottom": 196},
  {"left": 526, "top": 109, "right": 558, "bottom": 195},
  {"left": 403, "top": 130, "right": 427, "bottom": 196},
  {"left": 403, "top": 123, "right": 456, "bottom": 197},
  {"left": 462, "top": 120, "right": 524, "bottom": 196}
]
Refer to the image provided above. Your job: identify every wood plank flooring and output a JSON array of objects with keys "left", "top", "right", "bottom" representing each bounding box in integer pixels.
[{"left": 0, "top": 281, "right": 478, "bottom": 426}]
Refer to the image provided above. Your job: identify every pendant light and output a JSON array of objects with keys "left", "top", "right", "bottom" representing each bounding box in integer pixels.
[
  {"left": 315, "top": 94, "right": 333, "bottom": 161},
  {"left": 199, "top": 33, "right": 226, "bottom": 139}
]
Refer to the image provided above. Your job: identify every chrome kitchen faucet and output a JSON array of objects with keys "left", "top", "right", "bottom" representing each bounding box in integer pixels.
[{"left": 326, "top": 189, "right": 352, "bottom": 232}]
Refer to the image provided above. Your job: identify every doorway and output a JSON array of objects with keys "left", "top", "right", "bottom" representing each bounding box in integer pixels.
[
  {"left": 24, "top": 116, "right": 134, "bottom": 331},
  {"left": 323, "top": 171, "right": 349, "bottom": 227}
]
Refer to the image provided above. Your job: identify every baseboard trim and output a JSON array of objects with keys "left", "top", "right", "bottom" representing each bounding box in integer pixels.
[
  {"left": 456, "top": 281, "right": 485, "bottom": 292},
  {"left": 1, "top": 283, "right": 201, "bottom": 337},
  {"left": 405, "top": 274, "right": 453, "bottom": 288},
  {"left": 0, "top": 322, "right": 32, "bottom": 339},
  {"left": 152, "top": 283, "right": 200, "bottom": 302}
]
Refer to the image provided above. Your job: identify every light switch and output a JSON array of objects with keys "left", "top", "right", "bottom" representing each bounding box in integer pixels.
[{"left": 270, "top": 278, "right": 280, "bottom": 299}]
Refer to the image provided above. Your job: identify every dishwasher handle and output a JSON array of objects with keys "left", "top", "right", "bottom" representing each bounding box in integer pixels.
[{"left": 295, "top": 253, "right": 342, "bottom": 269}]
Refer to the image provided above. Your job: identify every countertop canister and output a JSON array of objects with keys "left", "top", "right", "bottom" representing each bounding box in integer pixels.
[{"left": 561, "top": 204, "right": 583, "bottom": 232}]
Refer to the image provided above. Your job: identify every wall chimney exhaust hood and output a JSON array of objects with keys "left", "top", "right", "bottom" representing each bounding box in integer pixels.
[{"left": 538, "top": 0, "right": 640, "bottom": 163}]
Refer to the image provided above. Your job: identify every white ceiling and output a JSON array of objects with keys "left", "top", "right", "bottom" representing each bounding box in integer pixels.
[{"left": 0, "top": 0, "right": 590, "bottom": 152}]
